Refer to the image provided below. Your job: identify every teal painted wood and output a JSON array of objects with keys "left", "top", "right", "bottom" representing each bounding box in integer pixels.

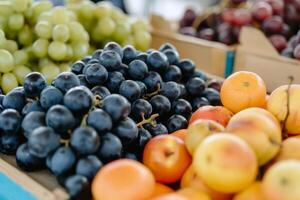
[
  {"left": 225, "top": 51, "right": 235, "bottom": 77},
  {"left": 0, "top": 173, "right": 37, "bottom": 200}
]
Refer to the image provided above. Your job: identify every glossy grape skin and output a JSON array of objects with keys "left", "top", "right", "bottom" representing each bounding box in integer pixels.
[
  {"left": 84, "top": 63, "right": 108, "bottom": 86},
  {"left": 163, "top": 65, "right": 182, "bottom": 82},
  {"left": 167, "top": 115, "right": 188, "bottom": 133},
  {"left": 202, "top": 88, "right": 221, "bottom": 106},
  {"left": 102, "top": 94, "right": 131, "bottom": 122},
  {"left": 71, "top": 61, "right": 85, "bottom": 75},
  {"left": 70, "top": 127, "right": 100, "bottom": 156},
  {"left": 0, "top": 94, "right": 4, "bottom": 105},
  {"left": 91, "top": 86, "right": 110, "bottom": 100},
  {"left": 113, "top": 117, "right": 138, "bottom": 148},
  {"left": 147, "top": 51, "right": 169, "bottom": 72},
  {"left": 159, "top": 43, "right": 176, "bottom": 52},
  {"left": 262, "top": 16, "right": 283, "bottom": 35},
  {"left": 22, "top": 101, "right": 44, "bottom": 115},
  {"left": 87, "top": 58, "right": 100, "bottom": 66},
  {"left": 28, "top": 127, "right": 61, "bottom": 158},
  {"left": 54, "top": 72, "right": 80, "bottom": 93},
  {"left": 0, "top": 133, "right": 22, "bottom": 155},
  {"left": 23, "top": 72, "right": 47, "bottom": 98},
  {"left": 163, "top": 49, "right": 180, "bottom": 65},
  {"left": 135, "top": 81, "right": 147, "bottom": 97},
  {"left": 144, "top": 123, "right": 168, "bottom": 136},
  {"left": 143, "top": 71, "right": 163, "bottom": 93},
  {"left": 81, "top": 56, "right": 92, "bottom": 64},
  {"left": 192, "top": 97, "right": 210, "bottom": 111},
  {"left": 178, "top": 59, "right": 195, "bottom": 78},
  {"left": 63, "top": 86, "right": 93, "bottom": 114},
  {"left": 40, "top": 86, "right": 64, "bottom": 110},
  {"left": 77, "top": 75, "right": 92, "bottom": 88},
  {"left": 136, "top": 52, "right": 148, "bottom": 62},
  {"left": 64, "top": 175, "right": 90, "bottom": 199},
  {"left": 123, "top": 152, "right": 138, "bottom": 161},
  {"left": 0, "top": 109, "right": 21, "bottom": 134},
  {"left": 92, "top": 49, "right": 103, "bottom": 61},
  {"left": 86, "top": 109, "right": 112, "bottom": 135},
  {"left": 46, "top": 105, "right": 75, "bottom": 134},
  {"left": 128, "top": 60, "right": 148, "bottom": 80},
  {"left": 106, "top": 71, "right": 124, "bottom": 93},
  {"left": 97, "top": 133, "right": 122, "bottom": 163},
  {"left": 99, "top": 50, "right": 122, "bottom": 71},
  {"left": 150, "top": 95, "right": 171, "bottom": 117},
  {"left": 186, "top": 77, "right": 206, "bottom": 96},
  {"left": 172, "top": 99, "right": 192, "bottom": 119},
  {"left": 76, "top": 155, "right": 103, "bottom": 180},
  {"left": 48, "top": 147, "right": 76, "bottom": 176},
  {"left": 130, "top": 99, "right": 152, "bottom": 121},
  {"left": 161, "top": 81, "right": 181, "bottom": 101},
  {"left": 119, "top": 80, "right": 141, "bottom": 102},
  {"left": 119, "top": 63, "right": 129, "bottom": 78},
  {"left": 122, "top": 45, "right": 137, "bottom": 64},
  {"left": 103, "top": 42, "right": 123, "bottom": 59},
  {"left": 16, "top": 143, "right": 45, "bottom": 172},
  {"left": 191, "top": 70, "right": 207, "bottom": 81},
  {"left": 21, "top": 111, "right": 46, "bottom": 138},
  {"left": 2, "top": 87, "right": 26, "bottom": 112},
  {"left": 136, "top": 128, "right": 152, "bottom": 151}
]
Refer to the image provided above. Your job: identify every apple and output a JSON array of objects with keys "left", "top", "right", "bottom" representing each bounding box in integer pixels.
[
  {"left": 274, "top": 136, "right": 300, "bottom": 162},
  {"left": 267, "top": 84, "right": 300, "bottom": 135},
  {"left": 233, "top": 182, "right": 266, "bottom": 200},
  {"left": 262, "top": 160, "right": 300, "bottom": 200},
  {"left": 226, "top": 107, "right": 282, "bottom": 165},
  {"left": 193, "top": 134, "right": 258, "bottom": 194},
  {"left": 185, "top": 119, "right": 225, "bottom": 155}
]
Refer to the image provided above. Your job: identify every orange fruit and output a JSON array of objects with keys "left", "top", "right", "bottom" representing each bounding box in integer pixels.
[
  {"left": 189, "top": 106, "right": 233, "bottom": 126},
  {"left": 170, "top": 129, "right": 187, "bottom": 141},
  {"left": 177, "top": 188, "right": 211, "bottom": 200},
  {"left": 220, "top": 71, "right": 267, "bottom": 113},
  {"left": 92, "top": 159, "right": 155, "bottom": 200},
  {"left": 150, "top": 193, "right": 187, "bottom": 200},
  {"left": 143, "top": 135, "right": 191, "bottom": 184},
  {"left": 150, "top": 183, "right": 174, "bottom": 198}
]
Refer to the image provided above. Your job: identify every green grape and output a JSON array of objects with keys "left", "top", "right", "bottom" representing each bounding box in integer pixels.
[
  {"left": 32, "top": 38, "right": 49, "bottom": 58},
  {"left": 24, "top": 46, "right": 34, "bottom": 60},
  {"left": 67, "top": 10, "right": 77, "bottom": 21},
  {"left": 111, "top": 7, "right": 126, "bottom": 21},
  {"left": 68, "top": 21, "right": 87, "bottom": 42},
  {"left": 0, "top": 16, "right": 8, "bottom": 31},
  {"left": 132, "top": 19, "right": 149, "bottom": 33},
  {"left": 51, "top": 7, "right": 70, "bottom": 25},
  {"left": 8, "top": 14, "right": 25, "bottom": 31},
  {"left": 1, "top": 73, "right": 18, "bottom": 94},
  {"left": 96, "top": 17, "right": 116, "bottom": 37},
  {"left": 18, "top": 25, "right": 34, "bottom": 46},
  {"left": 35, "top": 20, "right": 52, "bottom": 39},
  {"left": 59, "top": 63, "right": 71, "bottom": 72},
  {"left": 0, "top": 1, "right": 13, "bottom": 16},
  {"left": 5, "top": 27, "right": 18, "bottom": 40},
  {"left": 31, "top": 1, "right": 52, "bottom": 23},
  {"left": 65, "top": 45, "right": 74, "bottom": 60},
  {"left": 4, "top": 40, "right": 18, "bottom": 53},
  {"left": 41, "top": 65, "right": 60, "bottom": 84},
  {"left": 113, "top": 22, "right": 131, "bottom": 42},
  {"left": 94, "top": 2, "right": 112, "bottom": 19},
  {"left": 13, "top": 50, "right": 29, "bottom": 65},
  {"left": 0, "top": 49, "right": 14, "bottom": 73},
  {"left": 122, "top": 36, "right": 135, "bottom": 47},
  {"left": 11, "top": 0, "right": 32, "bottom": 13},
  {"left": 12, "top": 65, "right": 31, "bottom": 84},
  {"left": 52, "top": 24, "right": 70, "bottom": 42},
  {"left": 0, "top": 29, "right": 6, "bottom": 48},
  {"left": 38, "top": 11, "right": 52, "bottom": 23},
  {"left": 48, "top": 41, "right": 67, "bottom": 61},
  {"left": 78, "top": 1, "right": 95, "bottom": 20},
  {"left": 134, "top": 30, "right": 151, "bottom": 51},
  {"left": 38, "top": 57, "right": 54, "bottom": 67},
  {"left": 72, "top": 42, "right": 89, "bottom": 60}
]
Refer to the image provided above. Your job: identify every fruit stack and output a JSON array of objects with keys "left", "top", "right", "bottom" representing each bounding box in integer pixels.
[
  {"left": 0, "top": 42, "right": 221, "bottom": 199},
  {"left": 178, "top": 0, "right": 300, "bottom": 60},
  {"left": 91, "top": 71, "right": 300, "bottom": 200},
  {"left": 67, "top": 0, "right": 151, "bottom": 51}
]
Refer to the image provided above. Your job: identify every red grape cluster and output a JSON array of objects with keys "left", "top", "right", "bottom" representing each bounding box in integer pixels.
[{"left": 179, "top": 0, "right": 300, "bottom": 56}]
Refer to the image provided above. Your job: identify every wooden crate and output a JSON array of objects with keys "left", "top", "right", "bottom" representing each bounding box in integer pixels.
[{"left": 0, "top": 155, "right": 68, "bottom": 200}]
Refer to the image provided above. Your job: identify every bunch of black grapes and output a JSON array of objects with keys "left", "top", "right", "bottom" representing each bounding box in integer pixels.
[{"left": 0, "top": 42, "right": 221, "bottom": 199}]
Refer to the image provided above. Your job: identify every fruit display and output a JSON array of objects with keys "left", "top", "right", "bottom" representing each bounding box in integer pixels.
[
  {"left": 66, "top": 0, "right": 151, "bottom": 51},
  {"left": 0, "top": 42, "right": 222, "bottom": 199},
  {"left": 178, "top": 0, "right": 300, "bottom": 59},
  {"left": 281, "top": 30, "right": 300, "bottom": 59},
  {"left": 90, "top": 70, "right": 300, "bottom": 200}
]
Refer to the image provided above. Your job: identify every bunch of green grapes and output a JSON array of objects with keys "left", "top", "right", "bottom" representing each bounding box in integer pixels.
[
  {"left": 67, "top": 0, "right": 151, "bottom": 51},
  {"left": 0, "top": 0, "right": 90, "bottom": 92}
]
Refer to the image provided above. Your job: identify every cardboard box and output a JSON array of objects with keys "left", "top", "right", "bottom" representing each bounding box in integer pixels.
[
  {"left": 150, "top": 15, "right": 234, "bottom": 78},
  {"left": 0, "top": 155, "right": 68, "bottom": 200},
  {"left": 234, "top": 27, "right": 300, "bottom": 91}
]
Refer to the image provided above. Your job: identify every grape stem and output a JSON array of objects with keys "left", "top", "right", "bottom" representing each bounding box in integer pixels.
[
  {"left": 145, "top": 83, "right": 161, "bottom": 98},
  {"left": 137, "top": 113, "right": 159, "bottom": 128},
  {"left": 93, "top": 95, "right": 102, "bottom": 108},
  {"left": 60, "top": 139, "right": 70, "bottom": 147}
]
